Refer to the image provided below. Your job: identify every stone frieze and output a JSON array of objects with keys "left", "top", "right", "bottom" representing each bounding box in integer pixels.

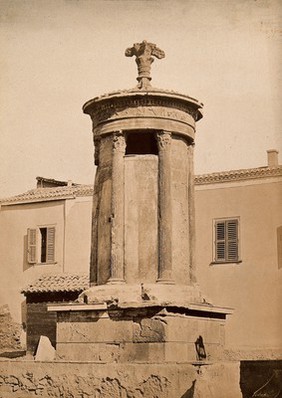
[{"left": 91, "top": 99, "right": 199, "bottom": 128}]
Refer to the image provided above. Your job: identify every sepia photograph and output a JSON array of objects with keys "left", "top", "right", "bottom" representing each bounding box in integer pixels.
[{"left": 0, "top": 0, "right": 281, "bottom": 396}]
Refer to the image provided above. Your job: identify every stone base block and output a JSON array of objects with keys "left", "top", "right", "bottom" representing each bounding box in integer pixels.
[
  {"left": 79, "top": 283, "right": 204, "bottom": 307},
  {"left": 55, "top": 305, "right": 226, "bottom": 363}
]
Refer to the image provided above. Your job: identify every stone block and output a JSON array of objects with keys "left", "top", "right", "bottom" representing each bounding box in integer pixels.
[
  {"left": 122, "top": 342, "right": 165, "bottom": 363},
  {"left": 57, "top": 316, "right": 133, "bottom": 343},
  {"left": 55, "top": 304, "right": 227, "bottom": 362},
  {"left": 35, "top": 336, "right": 56, "bottom": 361},
  {"left": 165, "top": 315, "right": 192, "bottom": 342},
  {"left": 133, "top": 317, "right": 165, "bottom": 342},
  {"left": 57, "top": 342, "right": 121, "bottom": 362},
  {"left": 165, "top": 342, "right": 188, "bottom": 362}
]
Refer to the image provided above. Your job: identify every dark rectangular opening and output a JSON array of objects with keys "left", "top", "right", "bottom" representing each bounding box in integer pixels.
[
  {"left": 40, "top": 227, "right": 47, "bottom": 263},
  {"left": 125, "top": 131, "right": 158, "bottom": 155}
]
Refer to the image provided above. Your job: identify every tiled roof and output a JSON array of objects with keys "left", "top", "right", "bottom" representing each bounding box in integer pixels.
[
  {"left": 194, "top": 166, "right": 282, "bottom": 185},
  {"left": 0, "top": 185, "right": 93, "bottom": 205},
  {"left": 22, "top": 274, "right": 89, "bottom": 295},
  {"left": 1, "top": 165, "right": 281, "bottom": 205},
  {"left": 36, "top": 176, "right": 80, "bottom": 187}
]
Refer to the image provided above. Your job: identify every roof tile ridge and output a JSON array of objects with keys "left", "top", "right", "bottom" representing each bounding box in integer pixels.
[
  {"left": 195, "top": 165, "right": 282, "bottom": 184},
  {"left": 0, "top": 185, "right": 81, "bottom": 203}
]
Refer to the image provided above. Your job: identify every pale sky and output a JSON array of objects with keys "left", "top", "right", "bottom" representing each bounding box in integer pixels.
[{"left": 0, "top": 0, "right": 281, "bottom": 197}]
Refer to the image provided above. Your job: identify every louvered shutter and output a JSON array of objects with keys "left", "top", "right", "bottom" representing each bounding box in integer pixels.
[
  {"left": 226, "top": 220, "right": 238, "bottom": 261},
  {"left": 215, "top": 221, "right": 225, "bottom": 261},
  {"left": 46, "top": 227, "right": 55, "bottom": 263},
  {"left": 215, "top": 219, "right": 239, "bottom": 262},
  {"left": 27, "top": 228, "right": 37, "bottom": 264}
]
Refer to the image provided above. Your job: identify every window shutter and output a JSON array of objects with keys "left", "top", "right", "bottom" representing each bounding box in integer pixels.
[
  {"left": 46, "top": 227, "right": 55, "bottom": 263},
  {"left": 227, "top": 220, "right": 238, "bottom": 261},
  {"left": 27, "top": 228, "right": 37, "bottom": 264},
  {"left": 215, "top": 219, "right": 239, "bottom": 262},
  {"left": 215, "top": 222, "right": 225, "bottom": 261}
]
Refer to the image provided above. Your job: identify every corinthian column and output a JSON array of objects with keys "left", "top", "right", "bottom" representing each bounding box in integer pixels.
[
  {"left": 157, "top": 131, "right": 174, "bottom": 284},
  {"left": 90, "top": 136, "right": 101, "bottom": 286},
  {"left": 108, "top": 132, "right": 126, "bottom": 284},
  {"left": 188, "top": 144, "right": 197, "bottom": 284}
]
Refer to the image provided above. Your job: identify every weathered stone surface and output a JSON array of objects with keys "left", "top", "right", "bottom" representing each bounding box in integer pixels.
[
  {"left": 84, "top": 58, "right": 203, "bottom": 287},
  {"left": 57, "top": 316, "right": 133, "bottom": 343},
  {"left": 171, "top": 137, "right": 190, "bottom": 284},
  {"left": 133, "top": 318, "right": 165, "bottom": 342},
  {"left": 80, "top": 283, "right": 142, "bottom": 305},
  {"left": 125, "top": 40, "right": 165, "bottom": 89},
  {"left": 34, "top": 336, "right": 56, "bottom": 361},
  {"left": 79, "top": 283, "right": 203, "bottom": 307},
  {"left": 58, "top": 342, "right": 123, "bottom": 362},
  {"left": 84, "top": 93, "right": 200, "bottom": 138},
  {"left": 0, "top": 305, "right": 22, "bottom": 352},
  {"left": 124, "top": 156, "right": 158, "bottom": 284},
  {"left": 0, "top": 360, "right": 242, "bottom": 397},
  {"left": 55, "top": 306, "right": 227, "bottom": 363}
]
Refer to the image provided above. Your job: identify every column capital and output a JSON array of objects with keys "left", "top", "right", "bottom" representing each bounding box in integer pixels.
[
  {"left": 108, "top": 130, "right": 125, "bottom": 284},
  {"left": 157, "top": 130, "right": 174, "bottom": 284},
  {"left": 156, "top": 131, "right": 172, "bottom": 150},
  {"left": 112, "top": 132, "right": 126, "bottom": 152}
]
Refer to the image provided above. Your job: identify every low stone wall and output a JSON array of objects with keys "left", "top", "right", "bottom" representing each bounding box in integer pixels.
[{"left": 0, "top": 359, "right": 242, "bottom": 397}]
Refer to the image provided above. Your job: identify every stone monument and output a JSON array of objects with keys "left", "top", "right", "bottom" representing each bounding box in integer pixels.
[{"left": 51, "top": 41, "right": 232, "bottom": 364}]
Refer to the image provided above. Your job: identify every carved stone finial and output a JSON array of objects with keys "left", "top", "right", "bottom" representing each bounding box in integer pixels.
[{"left": 125, "top": 40, "right": 165, "bottom": 89}]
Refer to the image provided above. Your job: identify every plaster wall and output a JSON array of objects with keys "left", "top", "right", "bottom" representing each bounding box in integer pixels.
[
  {"left": 0, "top": 197, "right": 92, "bottom": 323},
  {"left": 0, "top": 201, "right": 64, "bottom": 323},
  {"left": 64, "top": 197, "right": 92, "bottom": 274},
  {"left": 195, "top": 178, "right": 282, "bottom": 350}
]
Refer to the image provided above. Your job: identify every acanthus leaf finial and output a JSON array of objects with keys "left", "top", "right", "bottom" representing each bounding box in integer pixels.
[{"left": 125, "top": 40, "right": 165, "bottom": 89}]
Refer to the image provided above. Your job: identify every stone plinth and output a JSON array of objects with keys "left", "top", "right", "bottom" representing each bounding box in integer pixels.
[
  {"left": 49, "top": 282, "right": 232, "bottom": 363},
  {"left": 50, "top": 301, "right": 230, "bottom": 363}
]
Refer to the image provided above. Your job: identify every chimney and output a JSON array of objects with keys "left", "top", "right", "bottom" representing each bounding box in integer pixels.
[{"left": 267, "top": 149, "right": 279, "bottom": 167}]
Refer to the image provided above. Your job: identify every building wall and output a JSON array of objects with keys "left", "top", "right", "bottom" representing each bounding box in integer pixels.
[
  {"left": 0, "top": 173, "right": 281, "bottom": 353},
  {"left": 0, "top": 201, "right": 64, "bottom": 323},
  {"left": 195, "top": 177, "right": 282, "bottom": 350},
  {"left": 26, "top": 302, "right": 57, "bottom": 353},
  {"left": 0, "top": 197, "right": 92, "bottom": 324},
  {"left": 64, "top": 197, "right": 92, "bottom": 275}
]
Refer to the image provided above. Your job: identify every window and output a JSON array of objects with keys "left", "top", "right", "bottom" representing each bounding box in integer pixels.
[
  {"left": 27, "top": 226, "right": 56, "bottom": 264},
  {"left": 213, "top": 218, "right": 240, "bottom": 263}
]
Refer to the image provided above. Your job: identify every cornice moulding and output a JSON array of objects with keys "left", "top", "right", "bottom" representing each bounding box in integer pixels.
[{"left": 195, "top": 166, "right": 282, "bottom": 185}]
